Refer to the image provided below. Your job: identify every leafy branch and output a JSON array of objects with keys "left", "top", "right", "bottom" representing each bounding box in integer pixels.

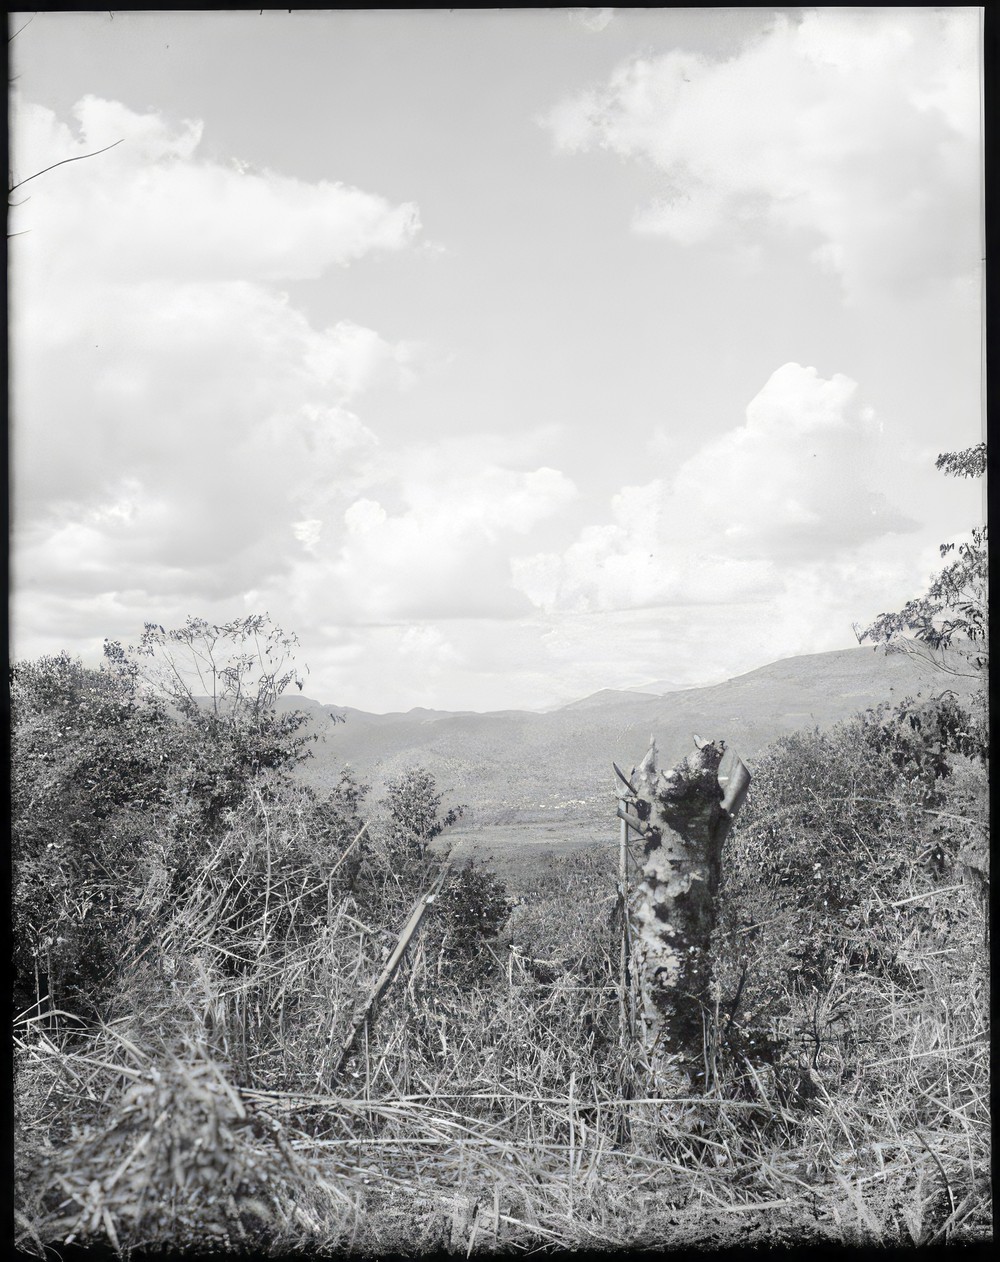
[
  {"left": 854, "top": 444, "right": 988, "bottom": 678},
  {"left": 109, "top": 614, "right": 310, "bottom": 722}
]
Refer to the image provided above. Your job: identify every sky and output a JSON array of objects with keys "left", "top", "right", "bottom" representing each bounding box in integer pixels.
[{"left": 9, "top": 8, "right": 985, "bottom": 713}]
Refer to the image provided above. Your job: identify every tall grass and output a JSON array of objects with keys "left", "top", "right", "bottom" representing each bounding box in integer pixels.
[{"left": 14, "top": 756, "right": 991, "bottom": 1253}]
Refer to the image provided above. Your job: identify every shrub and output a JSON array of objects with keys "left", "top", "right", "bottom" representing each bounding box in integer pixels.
[
  {"left": 11, "top": 652, "right": 181, "bottom": 1018},
  {"left": 428, "top": 861, "right": 511, "bottom": 984},
  {"left": 384, "top": 767, "right": 464, "bottom": 863},
  {"left": 710, "top": 695, "right": 989, "bottom": 1113},
  {"left": 11, "top": 618, "right": 320, "bottom": 1022}
]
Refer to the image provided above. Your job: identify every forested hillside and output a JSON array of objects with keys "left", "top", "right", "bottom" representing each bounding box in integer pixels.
[{"left": 288, "top": 640, "right": 981, "bottom": 821}]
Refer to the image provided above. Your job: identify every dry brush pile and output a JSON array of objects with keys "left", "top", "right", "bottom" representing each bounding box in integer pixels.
[{"left": 12, "top": 636, "right": 991, "bottom": 1254}]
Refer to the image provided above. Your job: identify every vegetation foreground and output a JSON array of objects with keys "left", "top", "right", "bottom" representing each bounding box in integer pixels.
[
  {"left": 11, "top": 446, "right": 991, "bottom": 1256},
  {"left": 11, "top": 623, "right": 989, "bottom": 1255}
]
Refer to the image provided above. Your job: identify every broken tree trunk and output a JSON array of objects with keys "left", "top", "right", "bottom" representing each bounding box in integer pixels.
[{"left": 616, "top": 735, "right": 750, "bottom": 1092}]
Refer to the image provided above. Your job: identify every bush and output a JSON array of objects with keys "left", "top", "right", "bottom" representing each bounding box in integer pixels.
[
  {"left": 428, "top": 861, "right": 511, "bottom": 984},
  {"left": 384, "top": 767, "right": 464, "bottom": 863},
  {"left": 11, "top": 652, "right": 181, "bottom": 1018},
  {"left": 710, "top": 694, "right": 989, "bottom": 1111},
  {"left": 11, "top": 618, "right": 320, "bottom": 1022}
]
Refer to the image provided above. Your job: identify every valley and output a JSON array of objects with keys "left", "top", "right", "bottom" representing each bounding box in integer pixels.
[{"left": 284, "top": 644, "right": 978, "bottom": 885}]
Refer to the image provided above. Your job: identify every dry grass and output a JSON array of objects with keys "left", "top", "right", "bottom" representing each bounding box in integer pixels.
[{"left": 14, "top": 785, "right": 991, "bottom": 1254}]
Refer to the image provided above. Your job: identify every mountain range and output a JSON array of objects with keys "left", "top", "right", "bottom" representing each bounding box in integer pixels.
[{"left": 275, "top": 644, "right": 978, "bottom": 885}]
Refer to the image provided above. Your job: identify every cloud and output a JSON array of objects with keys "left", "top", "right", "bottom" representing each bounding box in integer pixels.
[
  {"left": 283, "top": 514, "right": 948, "bottom": 710},
  {"left": 10, "top": 95, "right": 426, "bottom": 658},
  {"left": 511, "top": 363, "right": 917, "bottom": 615},
  {"left": 10, "top": 93, "right": 584, "bottom": 681},
  {"left": 672, "top": 364, "right": 916, "bottom": 557},
  {"left": 567, "top": 8, "right": 614, "bottom": 34},
  {"left": 13, "top": 274, "right": 398, "bottom": 569},
  {"left": 11, "top": 96, "right": 419, "bottom": 283},
  {"left": 542, "top": 8, "right": 981, "bottom": 300},
  {"left": 274, "top": 438, "right": 580, "bottom": 625}
]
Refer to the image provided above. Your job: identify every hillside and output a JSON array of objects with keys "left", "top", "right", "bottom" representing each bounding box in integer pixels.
[{"left": 282, "top": 645, "right": 978, "bottom": 884}]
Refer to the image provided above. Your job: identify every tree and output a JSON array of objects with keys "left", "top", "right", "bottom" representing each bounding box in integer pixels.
[
  {"left": 105, "top": 615, "right": 321, "bottom": 833},
  {"left": 854, "top": 443, "right": 988, "bottom": 682},
  {"left": 112, "top": 614, "right": 309, "bottom": 721},
  {"left": 383, "top": 767, "right": 464, "bottom": 863},
  {"left": 10, "top": 616, "right": 322, "bottom": 1018},
  {"left": 10, "top": 651, "right": 180, "bottom": 1017}
]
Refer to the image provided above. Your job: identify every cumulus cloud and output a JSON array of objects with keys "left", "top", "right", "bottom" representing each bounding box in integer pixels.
[
  {"left": 672, "top": 364, "right": 916, "bottom": 557},
  {"left": 10, "top": 92, "right": 585, "bottom": 685},
  {"left": 511, "top": 363, "right": 917, "bottom": 615},
  {"left": 9, "top": 95, "right": 425, "bottom": 659},
  {"left": 542, "top": 8, "right": 981, "bottom": 299},
  {"left": 12, "top": 273, "right": 398, "bottom": 582},
  {"left": 272, "top": 437, "right": 580, "bottom": 626},
  {"left": 292, "top": 515, "right": 948, "bottom": 711},
  {"left": 11, "top": 96, "right": 419, "bottom": 283}
]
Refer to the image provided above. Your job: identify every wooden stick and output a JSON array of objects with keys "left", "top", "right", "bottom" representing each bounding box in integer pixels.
[
  {"left": 332, "top": 864, "right": 449, "bottom": 1081},
  {"left": 613, "top": 761, "right": 638, "bottom": 795},
  {"left": 618, "top": 802, "right": 630, "bottom": 1050},
  {"left": 616, "top": 804, "right": 647, "bottom": 832}
]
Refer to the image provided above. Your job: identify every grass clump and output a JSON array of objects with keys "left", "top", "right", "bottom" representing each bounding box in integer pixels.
[{"left": 16, "top": 1025, "right": 350, "bottom": 1254}]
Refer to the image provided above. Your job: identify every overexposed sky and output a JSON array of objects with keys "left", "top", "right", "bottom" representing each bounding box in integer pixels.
[{"left": 9, "top": 8, "right": 984, "bottom": 711}]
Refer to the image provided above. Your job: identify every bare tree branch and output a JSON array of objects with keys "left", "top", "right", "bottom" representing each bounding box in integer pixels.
[
  {"left": 8, "top": 139, "right": 124, "bottom": 196},
  {"left": 8, "top": 14, "right": 36, "bottom": 42}
]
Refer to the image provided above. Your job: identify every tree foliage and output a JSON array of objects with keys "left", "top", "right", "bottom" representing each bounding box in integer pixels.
[
  {"left": 107, "top": 615, "right": 322, "bottom": 837},
  {"left": 713, "top": 689, "right": 988, "bottom": 1096},
  {"left": 11, "top": 651, "right": 180, "bottom": 1016},
  {"left": 935, "top": 442, "right": 986, "bottom": 478},
  {"left": 383, "top": 767, "right": 464, "bottom": 863},
  {"left": 11, "top": 616, "right": 321, "bottom": 1018},
  {"left": 116, "top": 614, "right": 309, "bottom": 719},
  {"left": 854, "top": 444, "right": 988, "bottom": 681}
]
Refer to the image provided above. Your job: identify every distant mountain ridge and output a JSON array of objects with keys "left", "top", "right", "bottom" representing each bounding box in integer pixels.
[
  {"left": 283, "top": 645, "right": 978, "bottom": 832},
  {"left": 631, "top": 677, "right": 710, "bottom": 696}
]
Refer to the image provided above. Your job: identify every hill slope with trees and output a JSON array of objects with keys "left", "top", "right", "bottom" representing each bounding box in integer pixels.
[{"left": 289, "top": 642, "right": 979, "bottom": 825}]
